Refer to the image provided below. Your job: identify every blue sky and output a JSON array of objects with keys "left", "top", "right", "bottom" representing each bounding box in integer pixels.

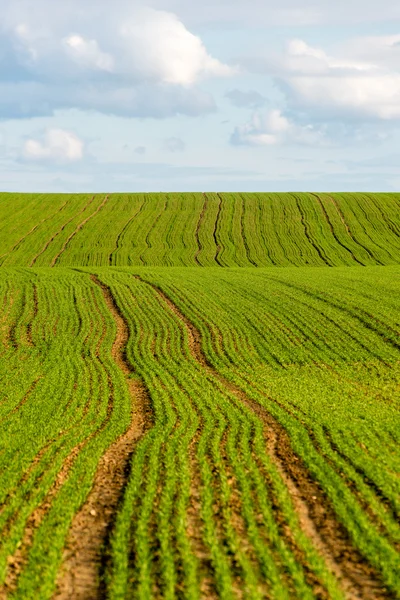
[{"left": 2, "top": 0, "right": 400, "bottom": 192}]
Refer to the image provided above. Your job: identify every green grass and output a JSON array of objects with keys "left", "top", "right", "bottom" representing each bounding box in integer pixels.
[
  {"left": 0, "top": 265, "right": 399, "bottom": 598},
  {"left": 1, "top": 192, "right": 400, "bottom": 266}
]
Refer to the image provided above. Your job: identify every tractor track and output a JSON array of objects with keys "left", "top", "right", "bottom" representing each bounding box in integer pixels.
[
  {"left": 54, "top": 276, "right": 152, "bottom": 599},
  {"left": 135, "top": 275, "right": 391, "bottom": 600}
]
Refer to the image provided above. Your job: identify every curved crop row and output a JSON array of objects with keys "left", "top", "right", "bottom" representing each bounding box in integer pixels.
[
  {"left": 138, "top": 265, "right": 400, "bottom": 598},
  {"left": 0, "top": 193, "right": 400, "bottom": 266}
]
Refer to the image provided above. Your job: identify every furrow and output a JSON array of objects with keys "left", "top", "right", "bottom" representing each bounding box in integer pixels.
[
  {"left": 310, "top": 194, "right": 364, "bottom": 265},
  {"left": 214, "top": 194, "right": 223, "bottom": 267},
  {"left": 54, "top": 276, "right": 152, "bottom": 599},
  {"left": 30, "top": 196, "right": 96, "bottom": 267},
  {"left": 194, "top": 193, "right": 208, "bottom": 266},
  {"left": 272, "top": 276, "right": 400, "bottom": 357},
  {"left": 135, "top": 276, "right": 391, "bottom": 600},
  {"left": 292, "top": 194, "right": 332, "bottom": 266},
  {"left": 327, "top": 196, "right": 380, "bottom": 264},
  {"left": 51, "top": 196, "right": 109, "bottom": 267},
  {"left": 0, "top": 288, "right": 110, "bottom": 597},
  {"left": 108, "top": 197, "right": 145, "bottom": 266}
]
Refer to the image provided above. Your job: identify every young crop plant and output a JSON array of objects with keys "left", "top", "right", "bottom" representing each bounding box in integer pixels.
[
  {"left": 0, "top": 189, "right": 400, "bottom": 599},
  {"left": 0, "top": 192, "right": 400, "bottom": 267}
]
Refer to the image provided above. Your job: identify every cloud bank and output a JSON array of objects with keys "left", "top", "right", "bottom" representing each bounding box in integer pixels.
[{"left": 0, "top": 4, "right": 234, "bottom": 119}]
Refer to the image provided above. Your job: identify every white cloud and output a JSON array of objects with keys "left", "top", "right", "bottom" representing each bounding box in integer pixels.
[
  {"left": 23, "top": 129, "right": 84, "bottom": 162},
  {"left": 284, "top": 39, "right": 376, "bottom": 74},
  {"left": 63, "top": 35, "right": 114, "bottom": 71},
  {"left": 1, "top": 5, "right": 233, "bottom": 118},
  {"left": 119, "top": 8, "right": 235, "bottom": 86},
  {"left": 231, "top": 109, "right": 325, "bottom": 146},
  {"left": 276, "top": 37, "right": 400, "bottom": 120}
]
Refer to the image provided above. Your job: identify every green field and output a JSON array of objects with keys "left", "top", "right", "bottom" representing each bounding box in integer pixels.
[
  {"left": 0, "top": 193, "right": 399, "bottom": 599},
  {"left": 1, "top": 192, "right": 400, "bottom": 267}
]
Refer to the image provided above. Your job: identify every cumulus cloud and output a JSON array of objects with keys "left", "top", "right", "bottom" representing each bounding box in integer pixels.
[
  {"left": 164, "top": 137, "right": 185, "bottom": 152},
  {"left": 119, "top": 8, "right": 235, "bottom": 86},
  {"left": 63, "top": 35, "right": 114, "bottom": 71},
  {"left": 0, "top": 4, "right": 233, "bottom": 119},
  {"left": 276, "top": 37, "right": 400, "bottom": 121},
  {"left": 23, "top": 129, "right": 84, "bottom": 162},
  {"left": 230, "top": 110, "right": 325, "bottom": 146},
  {"left": 225, "top": 89, "right": 267, "bottom": 108}
]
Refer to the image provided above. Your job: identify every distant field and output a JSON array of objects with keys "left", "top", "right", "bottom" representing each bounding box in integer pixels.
[
  {"left": 1, "top": 192, "right": 400, "bottom": 266},
  {"left": 0, "top": 265, "right": 399, "bottom": 599}
]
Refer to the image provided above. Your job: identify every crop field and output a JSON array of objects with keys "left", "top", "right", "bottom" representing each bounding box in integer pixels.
[
  {"left": 0, "top": 193, "right": 399, "bottom": 600},
  {"left": 1, "top": 192, "right": 400, "bottom": 267}
]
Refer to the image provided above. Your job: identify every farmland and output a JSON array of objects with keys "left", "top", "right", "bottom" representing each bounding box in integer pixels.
[
  {"left": 0, "top": 193, "right": 399, "bottom": 600},
  {"left": 1, "top": 192, "right": 400, "bottom": 267}
]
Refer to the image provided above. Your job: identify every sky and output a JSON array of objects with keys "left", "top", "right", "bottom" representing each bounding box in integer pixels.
[{"left": 1, "top": 0, "right": 400, "bottom": 192}]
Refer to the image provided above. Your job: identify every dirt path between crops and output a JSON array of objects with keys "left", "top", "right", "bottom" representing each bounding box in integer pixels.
[
  {"left": 137, "top": 276, "right": 391, "bottom": 600},
  {"left": 54, "top": 276, "right": 152, "bottom": 600}
]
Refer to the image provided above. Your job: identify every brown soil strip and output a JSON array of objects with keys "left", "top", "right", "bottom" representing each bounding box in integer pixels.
[
  {"left": 194, "top": 193, "right": 208, "bottom": 266},
  {"left": 0, "top": 277, "right": 151, "bottom": 600},
  {"left": 51, "top": 197, "right": 109, "bottom": 267},
  {"left": 136, "top": 277, "right": 390, "bottom": 600},
  {"left": 54, "top": 276, "right": 151, "bottom": 599},
  {"left": 0, "top": 284, "right": 112, "bottom": 598},
  {"left": 30, "top": 196, "right": 96, "bottom": 267},
  {"left": 214, "top": 194, "right": 224, "bottom": 266}
]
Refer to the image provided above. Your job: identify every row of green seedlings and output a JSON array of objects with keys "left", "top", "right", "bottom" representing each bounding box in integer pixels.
[
  {"left": 0, "top": 271, "right": 132, "bottom": 599},
  {"left": 99, "top": 270, "right": 345, "bottom": 600},
  {"left": 0, "top": 196, "right": 94, "bottom": 268},
  {"left": 2, "top": 192, "right": 400, "bottom": 267},
  {"left": 142, "top": 268, "right": 400, "bottom": 596}
]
